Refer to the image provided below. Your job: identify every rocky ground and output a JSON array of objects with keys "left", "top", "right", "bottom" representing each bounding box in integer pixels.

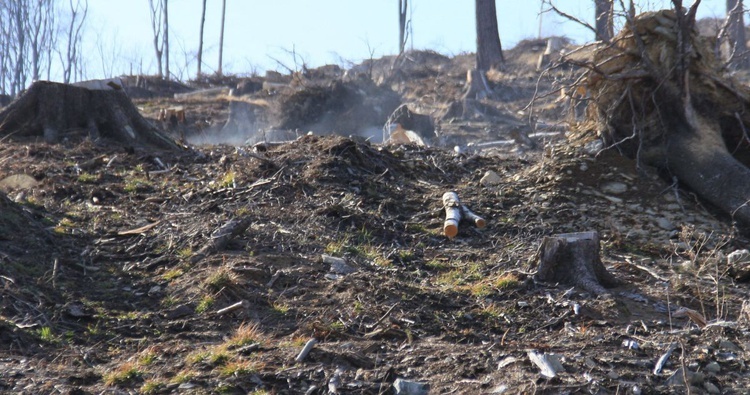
[{"left": 2, "top": 39, "right": 750, "bottom": 395}]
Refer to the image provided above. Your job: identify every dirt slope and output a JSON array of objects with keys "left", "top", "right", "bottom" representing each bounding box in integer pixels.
[{"left": 1, "top": 44, "right": 750, "bottom": 395}]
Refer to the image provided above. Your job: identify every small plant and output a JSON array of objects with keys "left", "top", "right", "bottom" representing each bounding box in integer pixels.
[
  {"left": 161, "top": 295, "right": 178, "bottom": 308},
  {"left": 176, "top": 247, "right": 193, "bottom": 260},
  {"left": 494, "top": 273, "right": 520, "bottom": 289},
  {"left": 103, "top": 362, "right": 141, "bottom": 386},
  {"left": 425, "top": 259, "right": 449, "bottom": 271},
  {"left": 87, "top": 323, "right": 102, "bottom": 336},
  {"left": 272, "top": 301, "right": 290, "bottom": 315},
  {"left": 195, "top": 296, "right": 215, "bottom": 313},
  {"left": 229, "top": 323, "right": 263, "bottom": 347},
  {"left": 77, "top": 172, "right": 97, "bottom": 183},
  {"left": 162, "top": 268, "right": 184, "bottom": 281},
  {"left": 37, "top": 326, "right": 55, "bottom": 342},
  {"left": 138, "top": 349, "right": 158, "bottom": 366},
  {"left": 219, "top": 360, "right": 262, "bottom": 377},
  {"left": 467, "top": 281, "right": 493, "bottom": 297},
  {"left": 479, "top": 303, "right": 503, "bottom": 319},
  {"left": 203, "top": 268, "right": 236, "bottom": 292},
  {"left": 219, "top": 169, "right": 236, "bottom": 188},
  {"left": 169, "top": 370, "right": 195, "bottom": 384},
  {"left": 140, "top": 380, "right": 163, "bottom": 395}
]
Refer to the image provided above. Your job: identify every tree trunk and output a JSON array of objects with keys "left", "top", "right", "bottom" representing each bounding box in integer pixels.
[
  {"left": 726, "top": 0, "right": 748, "bottom": 68},
  {"left": 535, "top": 231, "right": 620, "bottom": 296},
  {"left": 218, "top": 0, "right": 227, "bottom": 76},
  {"left": 594, "top": 0, "right": 614, "bottom": 41},
  {"left": 475, "top": 0, "right": 504, "bottom": 72},
  {"left": 666, "top": 110, "right": 750, "bottom": 226},
  {"left": 0, "top": 81, "right": 179, "bottom": 150},
  {"left": 197, "top": 0, "right": 207, "bottom": 79},
  {"left": 584, "top": 8, "right": 750, "bottom": 228},
  {"left": 398, "top": 0, "right": 408, "bottom": 55},
  {"left": 163, "top": 0, "right": 170, "bottom": 80}
]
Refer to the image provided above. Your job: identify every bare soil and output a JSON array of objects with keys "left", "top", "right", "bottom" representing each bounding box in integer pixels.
[{"left": 2, "top": 42, "right": 750, "bottom": 395}]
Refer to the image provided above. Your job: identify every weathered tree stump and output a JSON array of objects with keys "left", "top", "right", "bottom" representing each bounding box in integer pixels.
[
  {"left": 534, "top": 231, "right": 620, "bottom": 296},
  {"left": 0, "top": 81, "right": 179, "bottom": 150}
]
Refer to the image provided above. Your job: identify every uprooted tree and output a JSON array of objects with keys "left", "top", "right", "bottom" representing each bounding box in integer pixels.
[
  {"left": 580, "top": 1, "right": 750, "bottom": 227},
  {"left": 0, "top": 81, "right": 179, "bottom": 150}
]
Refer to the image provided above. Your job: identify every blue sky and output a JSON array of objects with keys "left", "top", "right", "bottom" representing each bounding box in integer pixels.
[{"left": 84, "top": 0, "right": 729, "bottom": 80}]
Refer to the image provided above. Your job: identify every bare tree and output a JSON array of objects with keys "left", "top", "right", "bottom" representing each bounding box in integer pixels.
[
  {"left": 218, "top": 0, "right": 227, "bottom": 76},
  {"left": 475, "top": 0, "right": 504, "bottom": 72},
  {"left": 148, "top": 0, "right": 164, "bottom": 78},
  {"left": 197, "top": 0, "right": 207, "bottom": 78},
  {"left": 61, "top": 0, "right": 87, "bottom": 84},
  {"left": 594, "top": 0, "right": 614, "bottom": 41},
  {"left": 726, "top": 0, "right": 748, "bottom": 67},
  {"left": 398, "top": 0, "right": 408, "bottom": 55},
  {"left": 163, "top": 0, "right": 170, "bottom": 80}
]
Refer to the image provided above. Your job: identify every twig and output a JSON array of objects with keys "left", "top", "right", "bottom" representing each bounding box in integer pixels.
[{"left": 295, "top": 338, "right": 318, "bottom": 362}]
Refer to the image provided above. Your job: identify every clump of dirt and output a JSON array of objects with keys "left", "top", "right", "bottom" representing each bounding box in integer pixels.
[{"left": 274, "top": 78, "right": 401, "bottom": 139}]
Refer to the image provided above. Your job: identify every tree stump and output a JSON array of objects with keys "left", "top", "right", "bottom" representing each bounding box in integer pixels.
[
  {"left": 534, "top": 231, "right": 620, "bottom": 296},
  {"left": 0, "top": 81, "right": 179, "bottom": 150}
]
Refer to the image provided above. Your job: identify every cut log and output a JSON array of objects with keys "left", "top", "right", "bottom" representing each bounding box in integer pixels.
[
  {"left": 534, "top": 231, "right": 620, "bottom": 296},
  {"left": 442, "top": 192, "right": 462, "bottom": 238},
  {"left": 461, "top": 205, "right": 486, "bottom": 228},
  {"left": 0, "top": 81, "right": 179, "bottom": 150}
]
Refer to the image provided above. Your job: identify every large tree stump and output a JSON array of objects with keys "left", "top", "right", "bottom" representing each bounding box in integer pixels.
[
  {"left": 0, "top": 81, "right": 179, "bottom": 150},
  {"left": 534, "top": 231, "right": 620, "bottom": 296}
]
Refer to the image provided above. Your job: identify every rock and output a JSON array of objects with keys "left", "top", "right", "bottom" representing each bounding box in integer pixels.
[
  {"left": 393, "top": 378, "right": 429, "bottom": 395},
  {"left": 323, "top": 255, "right": 357, "bottom": 275},
  {"left": 718, "top": 340, "right": 739, "bottom": 351},
  {"left": 704, "top": 361, "right": 721, "bottom": 373},
  {"left": 704, "top": 381, "right": 721, "bottom": 394},
  {"left": 0, "top": 174, "right": 39, "bottom": 192},
  {"left": 600, "top": 181, "right": 628, "bottom": 194},
  {"left": 655, "top": 217, "right": 675, "bottom": 231},
  {"left": 480, "top": 170, "right": 502, "bottom": 186},
  {"left": 164, "top": 304, "right": 193, "bottom": 319},
  {"left": 727, "top": 249, "right": 750, "bottom": 265},
  {"left": 489, "top": 384, "right": 508, "bottom": 394},
  {"left": 583, "top": 139, "right": 603, "bottom": 155},
  {"left": 666, "top": 367, "right": 703, "bottom": 386}
]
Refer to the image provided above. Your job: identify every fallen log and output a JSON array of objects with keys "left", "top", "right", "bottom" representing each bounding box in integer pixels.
[
  {"left": 0, "top": 81, "right": 179, "bottom": 150},
  {"left": 582, "top": 7, "right": 750, "bottom": 227}
]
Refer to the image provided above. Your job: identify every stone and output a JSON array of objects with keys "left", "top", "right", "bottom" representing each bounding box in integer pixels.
[
  {"left": 727, "top": 249, "right": 750, "bottom": 265},
  {"left": 323, "top": 255, "right": 357, "bottom": 275},
  {"left": 480, "top": 170, "right": 502, "bottom": 186},
  {"left": 655, "top": 217, "right": 675, "bottom": 230},
  {"left": 600, "top": 181, "right": 628, "bottom": 194},
  {"left": 393, "top": 378, "right": 429, "bottom": 395},
  {"left": 704, "top": 361, "right": 721, "bottom": 373},
  {"left": 704, "top": 381, "right": 721, "bottom": 394}
]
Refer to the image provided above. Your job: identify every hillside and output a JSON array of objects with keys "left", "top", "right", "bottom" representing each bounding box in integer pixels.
[{"left": 1, "top": 39, "right": 750, "bottom": 395}]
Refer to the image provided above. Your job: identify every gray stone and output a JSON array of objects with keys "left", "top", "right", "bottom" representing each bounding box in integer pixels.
[
  {"left": 393, "top": 378, "right": 429, "bottom": 395},
  {"left": 601, "top": 181, "right": 628, "bottom": 194},
  {"left": 480, "top": 170, "right": 502, "bottom": 186},
  {"left": 718, "top": 340, "right": 740, "bottom": 351},
  {"left": 704, "top": 361, "right": 721, "bottom": 373},
  {"left": 704, "top": 381, "right": 721, "bottom": 394},
  {"left": 727, "top": 249, "right": 750, "bottom": 265},
  {"left": 655, "top": 217, "right": 675, "bottom": 230}
]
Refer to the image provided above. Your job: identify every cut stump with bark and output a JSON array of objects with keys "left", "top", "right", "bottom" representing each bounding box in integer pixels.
[
  {"left": 0, "top": 81, "right": 179, "bottom": 150},
  {"left": 535, "top": 231, "right": 620, "bottom": 296}
]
